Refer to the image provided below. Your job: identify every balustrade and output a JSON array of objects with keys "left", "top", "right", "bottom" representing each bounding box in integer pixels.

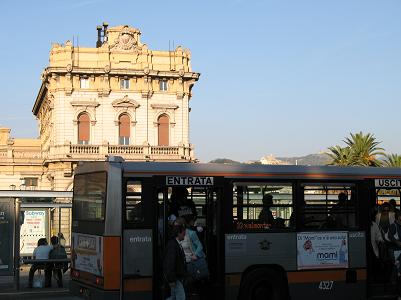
[
  {"left": 108, "top": 145, "right": 143, "bottom": 154},
  {"left": 151, "top": 146, "right": 179, "bottom": 155},
  {"left": 69, "top": 145, "right": 100, "bottom": 154},
  {"left": 42, "top": 144, "right": 193, "bottom": 161}
]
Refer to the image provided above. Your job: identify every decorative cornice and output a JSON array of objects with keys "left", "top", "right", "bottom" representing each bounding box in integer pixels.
[
  {"left": 43, "top": 67, "right": 200, "bottom": 80},
  {"left": 32, "top": 82, "right": 47, "bottom": 116},
  {"left": 70, "top": 101, "right": 100, "bottom": 107},
  {"left": 151, "top": 104, "right": 179, "bottom": 110}
]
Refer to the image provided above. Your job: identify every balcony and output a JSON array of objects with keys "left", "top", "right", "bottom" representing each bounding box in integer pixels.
[{"left": 46, "top": 143, "right": 194, "bottom": 162}]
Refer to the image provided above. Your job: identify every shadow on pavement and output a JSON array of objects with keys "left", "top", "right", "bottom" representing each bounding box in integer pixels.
[{"left": 0, "top": 266, "right": 81, "bottom": 299}]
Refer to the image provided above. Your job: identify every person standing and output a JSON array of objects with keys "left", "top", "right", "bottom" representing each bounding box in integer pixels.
[
  {"left": 390, "top": 199, "right": 400, "bottom": 215},
  {"left": 169, "top": 187, "right": 197, "bottom": 221},
  {"left": 374, "top": 203, "right": 395, "bottom": 283},
  {"left": 164, "top": 224, "right": 187, "bottom": 300}
]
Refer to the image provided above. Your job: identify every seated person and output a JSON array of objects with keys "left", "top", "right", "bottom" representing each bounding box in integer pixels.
[
  {"left": 49, "top": 235, "right": 68, "bottom": 287},
  {"left": 258, "top": 194, "right": 274, "bottom": 228},
  {"left": 330, "top": 192, "right": 348, "bottom": 228},
  {"left": 275, "top": 217, "right": 286, "bottom": 229},
  {"left": 28, "top": 238, "right": 53, "bottom": 288}
]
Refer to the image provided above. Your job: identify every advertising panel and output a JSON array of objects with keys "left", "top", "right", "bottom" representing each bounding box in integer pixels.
[
  {"left": 20, "top": 210, "right": 47, "bottom": 255},
  {"left": 0, "top": 199, "right": 14, "bottom": 275},
  {"left": 297, "top": 232, "right": 348, "bottom": 270},
  {"left": 71, "top": 233, "right": 103, "bottom": 276}
]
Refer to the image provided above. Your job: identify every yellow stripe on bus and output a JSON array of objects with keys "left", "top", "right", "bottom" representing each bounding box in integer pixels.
[
  {"left": 124, "top": 277, "right": 153, "bottom": 292},
  {"left": 287, "top": 269, "right": 367, "bottom": 283},
  {"left": 225, "top": 269, "right": 367, "bottom": 286}
]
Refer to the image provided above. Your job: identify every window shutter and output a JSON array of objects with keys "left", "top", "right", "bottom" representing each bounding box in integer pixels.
[
  {"left": 158, "top": 115, "right": 169, "bottom": 146},
  {"left": 119, "top": 114, "right": 130, "bottom": 137},
  {"left": 78, "top": 113, "right": 90, "bottom": 142}
]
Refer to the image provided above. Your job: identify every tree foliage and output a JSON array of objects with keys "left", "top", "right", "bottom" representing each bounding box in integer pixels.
[
  {"left": 327, "top": 145, "right": 352, "bottom": 166},
  {"left": 327, "top": 132, "right": 385, "bottom": 167},
  {"left": 383, "top": 153, "right": 401, "bottom": 168}
]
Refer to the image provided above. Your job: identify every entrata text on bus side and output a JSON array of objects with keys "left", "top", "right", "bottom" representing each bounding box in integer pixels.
[{"left": 69, "top": 157, "right": 401, "bottom": 300}]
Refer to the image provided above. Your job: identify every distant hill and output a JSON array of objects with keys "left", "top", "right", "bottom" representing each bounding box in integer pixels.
[
  {"left": 277, "top": 153, "right": 330, "bottom": 166},
  {"left": 209, "top": 158, "right": 241, "bottom": 164},
  {"left": 209, "top": 153, "right": 330, "bottom": 166}
]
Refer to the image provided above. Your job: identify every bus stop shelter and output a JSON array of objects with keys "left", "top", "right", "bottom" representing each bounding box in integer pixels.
[{"left": 0, "top": 190, "right": 72, "bottom": 290}]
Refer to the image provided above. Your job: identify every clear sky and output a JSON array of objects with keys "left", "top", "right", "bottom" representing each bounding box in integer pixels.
[{"left": 1, "top": 0, "right": 401, "bottom": 162}]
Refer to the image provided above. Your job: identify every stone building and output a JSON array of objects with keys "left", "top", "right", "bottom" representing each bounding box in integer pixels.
[
  {"left": 0, "top": 23, "right": 200, "bottom": 245},
  {"left": 0, "top": 128, "right": 42, "bottom": 190}
]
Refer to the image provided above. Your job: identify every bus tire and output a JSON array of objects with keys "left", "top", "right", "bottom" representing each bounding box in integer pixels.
[{"left": 239, "top": 268, "right": 287, "bottom": 300}]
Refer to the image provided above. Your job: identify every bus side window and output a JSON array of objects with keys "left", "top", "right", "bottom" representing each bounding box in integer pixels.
[
  {"left": 125, "top": 181, "right": 144, "bottom": 223},
  {"left": 301, "top": 184, "right": 357, "bottom": 230},
  {"left": 233, "top": 182, "right": 294, "bottom": 230}
]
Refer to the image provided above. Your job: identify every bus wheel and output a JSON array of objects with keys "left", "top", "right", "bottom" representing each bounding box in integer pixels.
[{"left": 240, "top": 268, "right": 286, "bottom": 300}]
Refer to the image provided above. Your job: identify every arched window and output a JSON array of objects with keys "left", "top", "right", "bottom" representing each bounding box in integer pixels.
[
  {"left": 158, "top": 115, "right": 169, "bottom": 146},
  {"left": 119, "top": 114, "right": 130, "bottom": 145},
  {"left": 78, "top": 113, "right": 90, "bottom": 145}
]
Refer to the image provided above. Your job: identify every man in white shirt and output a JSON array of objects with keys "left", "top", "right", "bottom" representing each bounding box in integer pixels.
[
  {"left": 33, "top": 242, "right": 53, "bottom": 259},
  {"left": 28, "top": 238, "right": 53, "bottom": 288}
]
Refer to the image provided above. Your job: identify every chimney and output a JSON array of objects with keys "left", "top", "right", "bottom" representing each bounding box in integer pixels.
[
  {"left": 96, "top": 25, "right": 102, "bottom": 48},
  {"left": 102, "top": 22, "right": 109, "bottom": 43}
]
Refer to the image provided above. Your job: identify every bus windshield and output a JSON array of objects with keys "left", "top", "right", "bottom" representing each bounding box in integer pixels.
[{"left": 73, "top": 172, "right": 107, "bottom": 221}]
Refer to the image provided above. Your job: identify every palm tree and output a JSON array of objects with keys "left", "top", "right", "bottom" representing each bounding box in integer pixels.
[
  {"left": 343, "top": 132, "right": 384, "bottom": 167},
  {"left": 383, "top": 153, "right": 401, "bottom": 167},
  {"left": 326, "top": 145, "right": 352, "bottom": 166},
  {"left": 327, "top": 132, "right": 385, "bottom": 167}
]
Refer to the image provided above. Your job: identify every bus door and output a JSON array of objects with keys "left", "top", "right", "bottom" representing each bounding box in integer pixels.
[
  {"left": 367, "top": 178, "right": 401, "bottom": 297},
  {"left": 153, "top": 175, "right": 224, "bottom": 300},
  {"left": 121, "top": 178, "right": 155, "bottom": 300}
]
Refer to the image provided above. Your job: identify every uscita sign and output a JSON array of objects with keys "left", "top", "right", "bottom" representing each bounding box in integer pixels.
[{"left": 375, "top": 179, "right": 401, "bottom": 188}]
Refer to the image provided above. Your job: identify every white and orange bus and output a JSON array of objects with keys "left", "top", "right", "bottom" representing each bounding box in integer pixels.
[{"left": 70, "top": 157, "right": 401, "bottom": 300}]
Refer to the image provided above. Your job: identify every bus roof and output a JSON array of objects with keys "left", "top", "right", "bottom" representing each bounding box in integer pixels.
[{"left": 74, "top": 161, "right": 401, "bottom": 180}]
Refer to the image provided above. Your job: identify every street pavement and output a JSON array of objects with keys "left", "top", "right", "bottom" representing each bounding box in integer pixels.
[{"left": 0, "top": 266, "right": 81, "bottom": 300}]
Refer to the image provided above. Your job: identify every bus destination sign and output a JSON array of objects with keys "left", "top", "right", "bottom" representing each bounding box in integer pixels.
[
  {"left": 375, "top": 179, "right": 401, "bottom": 188},
  {"left": 166, "top": 176, "right": 214, "bottom": 186}
]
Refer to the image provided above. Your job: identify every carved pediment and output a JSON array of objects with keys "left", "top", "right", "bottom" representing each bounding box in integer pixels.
[
  {"left": 110, "top": 25, "right": 142, "bottom": 52},
  {"left": 112, "top": 95, "right": 140, "bottom": 108}
]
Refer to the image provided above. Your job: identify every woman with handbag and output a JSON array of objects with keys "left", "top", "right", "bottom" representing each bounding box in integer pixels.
[{"left": 179, "top": 216, "right": 209, "bottom": 296}]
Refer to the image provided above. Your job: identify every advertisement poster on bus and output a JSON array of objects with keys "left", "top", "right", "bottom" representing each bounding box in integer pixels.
[
  {"left": 20, "top": 210, "right": 47, "bottom": 255},
  {"left": 72, "top": 233, "right": 103, "bottom": 276},
  {"left": 297, "top": 232, "right": 348, "bottom": 270},
  {"left": 0, "top": 199, "right": 14, "bottom": 275}
]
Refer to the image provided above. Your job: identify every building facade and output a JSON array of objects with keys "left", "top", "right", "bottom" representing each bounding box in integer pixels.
[{"left": 0, "top": 23, "right": 200, "bottom": 245}]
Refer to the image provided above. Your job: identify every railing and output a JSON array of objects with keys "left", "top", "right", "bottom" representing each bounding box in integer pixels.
[
  {"left": 0, "top": 149, "right": 42, "bottom": 162},
  {"left": 108, "top": 145, "right": 143, "bottom": 154},
  {"left": 13, "top": 151, "right": 42, "bottom": 159},
  {"left": 69, "top": 145, "right": 99, "bottom": 154},
  {"left": 151, "top": 146, "right": 179, "bottom": 155},
  {"left": 44, "top": 143, "right": 194, "bottom": 162}
]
